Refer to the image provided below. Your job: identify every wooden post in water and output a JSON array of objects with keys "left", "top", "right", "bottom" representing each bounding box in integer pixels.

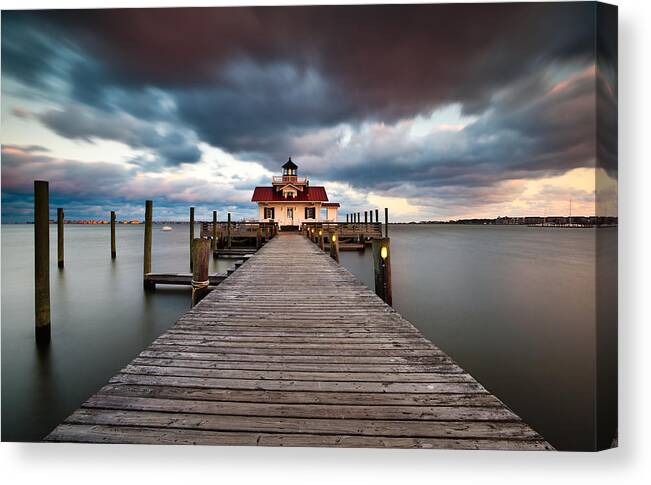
[
  {"left": 369, "top": 210, "right": 373, "bottom": 224},
  {"left": 212, "top": 211, "right": 217, "bottom": 251},
  {"left": 143, "top": 200, "right": 153, "bottom": 289},
  {"left": 34, "top": 181, "right": 51, "bottom": 343},
  {"left": 191, "top": 238, "right": 211, "bottom": 306},
  {"left": 346, "top": 214, "right": 349, "bottom": 223},
  {"left": 372, "top": 237, "right": 392, "bottom": 306},
  {"left": 227, "top": 212, "right": 232, "bottom": 249},
  {"left": 385, "top": 207, "right": 389, "bottom": 237},
  {"left": 256, "top": 223, "right": 262, "bottom": 249},
  {"left": 110, "top": 211, "right": 117, "bottom": 259},
  {"left": 329, "top": 230, "right": 340, "bottom": 263},
  {"left": 364, "top": 211, "right": 368, "bottom": 226},
  {"left": 57, "top": 207, "right": 64, "bottom": 268},
  {"left": 189, "top": 207, "right": 195, "bottom": 271},
  {"left": 375, "top": 209, "right": 379, "bottom": 225}
]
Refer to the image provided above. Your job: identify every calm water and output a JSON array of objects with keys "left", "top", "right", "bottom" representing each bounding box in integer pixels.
[{"left": 1, "top": 224, "right": 617, "bottom": 449}]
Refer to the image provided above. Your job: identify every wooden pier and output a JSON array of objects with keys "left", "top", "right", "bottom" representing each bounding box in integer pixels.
[{"left": 46, "top": 234, "right": 551, "bottom": 450}]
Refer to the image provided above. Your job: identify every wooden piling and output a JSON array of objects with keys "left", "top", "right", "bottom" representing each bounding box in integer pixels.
[
  {"left": 385, "top": 207, "right": 389, "bottom": 237},
  {"left": 370, "top": 210, "right": 373, "bottom": 224},
  {"left": 212, "top": 211, "right": 217, "bottom": 251},
  {"left": 110, "top": 211, "right": 116, "bottom": 259},
  {"left": 372, "top": 237, "right": 392, "bottom": 306},
  {"left": 189, "top": 207, "right": 195, "bottom": 271},
  {"left": 34, "top": 181, "right": 51, "bottom": 343},
  {"left": 329, "top": 230, "right": 340, "bottom": 263},
  {"left": 256, "top": 223, "right": 262, "bottom": 249},
  {"left": 375, "top": 209, "right": 379, "bottom": 225},
  {"left": 191, "top": 238, "right": 211, "bottom": 306},
  {"left": 364, "top": 211, "right": 368, "bottom": 226},
  {"left": 357, "top": 212, "right": 361, "bottom": 224},
  {"left": 143, "top": 200, "right": 153, "bottom": 289},
  {"left": 346, "top": 214, "right": 349, "bottom": 223},
  {"left": 227, "top": 213, "right": 232, "bottom": 249},
  {"left": 57, "top": 207, "right": 64, "bottom": 269}
]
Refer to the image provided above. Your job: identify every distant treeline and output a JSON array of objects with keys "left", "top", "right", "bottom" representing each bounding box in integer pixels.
[{"left": 410, "top": 216, "right": 618, "bottom": 226}]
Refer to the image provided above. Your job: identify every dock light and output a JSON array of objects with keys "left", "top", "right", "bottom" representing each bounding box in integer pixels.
[
  {"left": 332, "top": 234, "right": 337, "bottom": 242},
  {"left": 319, "top": 230, "right": 322, "bottom": 236},
  {"left": 380, "top": 246, "right": 388, "bottom": 260}
]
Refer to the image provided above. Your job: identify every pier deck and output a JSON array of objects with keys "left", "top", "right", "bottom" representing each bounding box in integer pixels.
[{"left": 46, "top": 234, "right": 551, "bottom": 450}]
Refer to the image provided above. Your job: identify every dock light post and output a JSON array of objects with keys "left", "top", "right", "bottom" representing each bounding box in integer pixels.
[
  {"left": 143, "top": 200, "right": 154, "bottom": 290},
  {"left": 372, "top": 237, "right": 392, "bottom": 306},
  {"left": 57, "top": 208, "right": 64, "bottom": 268},
  {"left": 329, "top": 231, "right": 340, "bottom": 263},
  {"left": 34, "top": 180, "right": 51, "bottom": 344},
  {"left": 191, "top": 238, "right": 211, "bottom": 306},
  {"left": 110, "top": 211, "right": 117, "bottom": 259},
  {"left": 319, "top": 229, "right": 324, "bottom": 251}
]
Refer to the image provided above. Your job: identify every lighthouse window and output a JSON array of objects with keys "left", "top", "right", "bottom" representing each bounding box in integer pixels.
[
  {"left": 305, "top": 207, "right": 316, "bottom": 219},
  {"left": 264, "top": 207, "right": 275, "bottom": 219}
]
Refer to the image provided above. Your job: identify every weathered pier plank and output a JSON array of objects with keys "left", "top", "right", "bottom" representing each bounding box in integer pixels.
[{"left": 45, "top": 234, "right": 552, "bottom": 450}]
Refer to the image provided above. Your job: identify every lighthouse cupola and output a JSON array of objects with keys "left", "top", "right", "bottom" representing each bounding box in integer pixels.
[{"left": 282, "top": 157, "right": 298, "bottom": 178}]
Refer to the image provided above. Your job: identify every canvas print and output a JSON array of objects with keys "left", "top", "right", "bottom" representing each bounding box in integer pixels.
[{"left": 1, "top": 2, "right": 617, "bottom": 451}]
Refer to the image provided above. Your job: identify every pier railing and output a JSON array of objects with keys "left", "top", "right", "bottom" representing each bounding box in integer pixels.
[{"left": 301, "top": 221, "right": 383, "bottom": 239}]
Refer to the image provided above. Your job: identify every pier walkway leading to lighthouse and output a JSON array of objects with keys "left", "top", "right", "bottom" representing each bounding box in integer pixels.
[{"left": 46, "top": 234, "right": 552, "bottom": 450}]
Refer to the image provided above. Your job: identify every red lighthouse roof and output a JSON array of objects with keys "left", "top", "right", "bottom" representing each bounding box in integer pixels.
[{"left": 251, "top": 186, "right": 329, "bottom": 202}]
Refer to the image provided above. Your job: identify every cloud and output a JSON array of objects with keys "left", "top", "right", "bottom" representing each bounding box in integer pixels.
[
  {"left": 0, "top": 145, "right": 264, "bottom": 221},
  {"left": 37, "top": 104, "right": 201, "bottom": 166},
  {"left": 11, "top": 106, "right": 32, "bottom": 118},
  {"left": 3, "top": 5, "right": 599, "bottom": 143}
]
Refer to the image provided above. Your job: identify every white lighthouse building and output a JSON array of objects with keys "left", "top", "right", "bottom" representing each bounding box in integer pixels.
[{"left": 251, "top": 158, "right": 339, "bottom": 230}]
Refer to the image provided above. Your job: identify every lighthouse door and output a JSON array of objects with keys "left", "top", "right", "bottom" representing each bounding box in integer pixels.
[{"left": 287, "top": 207, "right": 294, "bottom": 225}]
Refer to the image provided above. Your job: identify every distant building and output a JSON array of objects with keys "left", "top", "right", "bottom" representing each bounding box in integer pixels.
[{"left": 251, "top": 158, "right": 339, "bottom": 229}]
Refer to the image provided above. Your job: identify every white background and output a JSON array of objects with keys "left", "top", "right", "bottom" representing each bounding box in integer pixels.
[{"left": 1, "top": 0, "right": 649, "bottom": 483}]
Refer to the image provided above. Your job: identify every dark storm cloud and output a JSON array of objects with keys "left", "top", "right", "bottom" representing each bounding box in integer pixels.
[
  {"left": 37, "top": 104, "right": 201, "bottom": 166},
  {"left": 3, "top": 4, "right": 598, "bottom": 141}
]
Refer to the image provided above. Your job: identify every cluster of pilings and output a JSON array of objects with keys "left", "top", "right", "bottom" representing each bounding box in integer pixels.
[
  {"left": 344, "top": 208, "right": 390, "bottom": 236},
  {"left": 32, "top": 181, "right": 253, "bottom": 343},
  {"left": 34, "top": 181, "right": 123, "bottom": 343},
  {"left": 304, "top": 220, "right": 392, "bottom": 306}
]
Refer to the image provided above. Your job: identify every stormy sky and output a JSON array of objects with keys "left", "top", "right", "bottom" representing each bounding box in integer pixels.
[{"left": 1, "top": 3, "right": 617, "bottom": 222}]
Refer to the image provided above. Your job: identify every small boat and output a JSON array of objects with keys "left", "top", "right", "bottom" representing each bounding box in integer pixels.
[{"left": 161, "top": 226, "right": 173, "bottom": 232}]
